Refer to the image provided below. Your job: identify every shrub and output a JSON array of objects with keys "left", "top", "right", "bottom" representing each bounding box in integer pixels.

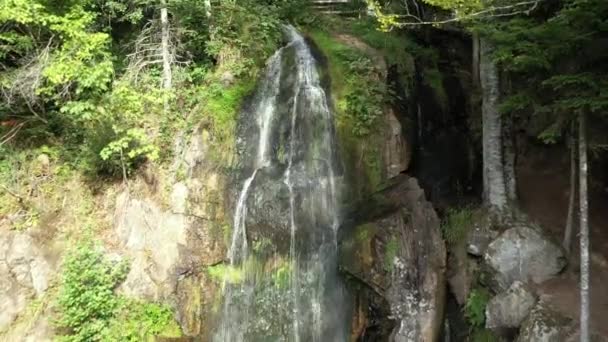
[
  {"left": 56, "top": 243, "right": 129, "bottom": 341},
  {"left": 464, "top": 287, "right": 491, "bottom": 328},
  {"left": 56, "top": 242, "right": 181, "bottom": 341}
]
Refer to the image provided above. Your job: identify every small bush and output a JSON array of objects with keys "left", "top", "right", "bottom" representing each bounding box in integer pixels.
[
  {"left": 56, "top": 242, "right": 181, "bottom": 341},
  {"left": 56, "top": 243, "right": 130, "bottom": 341},
  {"left": 464, "top": 287, "right": 491, "bottom": 328}
]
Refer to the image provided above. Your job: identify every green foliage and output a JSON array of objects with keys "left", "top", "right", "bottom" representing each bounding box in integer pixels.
[
  {"left": 487, "top": 0, "right": 608, "bottom": 143},
  {"left": 464, "top": 287, "right": 491, "bottom": 328},
  {"left": 309, "top": 29, "right": 388, "bottom": 137},
  {"left": 105, "top": 300, "right": 182, "bottom": 341},
  {"left": 99, "top": 128, "right": 159, "bottom": 171},
  {"left": 56, "top": 242, "right": 130, "bottom": 341},
  {"left": 441, "top": 207, "right": 473, "bottom": 246},
  {"left": 206, "top": 0, "right": 282, "bottom": 77},
  {"left": 56, "top": 242, "right": 181, "bottom": 341},
  {"left": 207, "top": 264, "right": 245, "bottom": 284}
]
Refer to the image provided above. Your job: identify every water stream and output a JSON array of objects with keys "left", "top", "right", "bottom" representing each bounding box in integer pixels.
[{"left": 214, "top": 26, "right": 348, "bottom": 341}]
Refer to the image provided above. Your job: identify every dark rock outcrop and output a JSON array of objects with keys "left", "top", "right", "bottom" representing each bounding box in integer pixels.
[{"left": 339, "top": 175, "right": 446, "bottom": 342}]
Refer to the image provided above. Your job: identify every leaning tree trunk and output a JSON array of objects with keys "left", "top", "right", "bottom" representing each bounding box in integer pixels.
[
  {"left": 579, "top": 112, "right": 590, "bottom": 342},
  {"left": 564, "top": 128, "right": 577, "bottom": 254},
  {"left": 480, "top": 38, "right": 508, "bottom": 213},
  {"left": 160, "top": 1, "right": 172, "bottom": 90}
]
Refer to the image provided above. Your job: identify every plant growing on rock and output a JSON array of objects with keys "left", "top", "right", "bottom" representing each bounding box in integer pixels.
[{"left": 56, "top": 242, "right": 180, "bottom": 341}]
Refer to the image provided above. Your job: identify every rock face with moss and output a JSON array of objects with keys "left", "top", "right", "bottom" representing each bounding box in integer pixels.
[
  {"left": 339, "top": 176, "right": 446, "bottom": 341},
  {"left": 113, "top": 125, "right": 230, "bottom": 338},
  {"left": 517, "top": 302, "right": 571, "bottom": 342}
]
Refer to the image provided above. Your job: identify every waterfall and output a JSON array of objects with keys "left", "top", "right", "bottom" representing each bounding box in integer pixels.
[{"left": 214, "top": 26, "right": 348, "bottom": 341}]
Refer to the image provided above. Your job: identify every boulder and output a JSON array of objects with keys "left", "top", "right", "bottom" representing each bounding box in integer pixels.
[
  {"left": 486, "top": 281, "right": 537, "bottom": 329},
  {"left": 517, "top": 302, "right": 571, "bottom": 342},
  {"left": 484, "top": 226, "right": 566, "bottom": 291},
  {"left": 339, "top": 175, "right": 446, "bottom": 342}
]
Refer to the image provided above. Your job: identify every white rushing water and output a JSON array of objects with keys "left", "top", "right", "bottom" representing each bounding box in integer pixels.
[{"left": 215, "top": 26, "right": 347, "bottom": 342}]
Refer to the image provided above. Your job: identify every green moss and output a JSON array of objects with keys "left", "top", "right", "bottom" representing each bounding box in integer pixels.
[
  {"left": 190, "top": 73, "right": 257, "bottom": 164},
  {"left": 271, "top": 261, "right": 293, "bottom": 289},
  {"left": 384, "top": 237, "right": 399, "bottom": 272},
  {"left": 106, "top": 300, "right": 182, "bottom": 341},
  {"left": 308, "top": 29, "right": 387, "bottom": 198},
  {"left": 355, "top": 223, "right": 376, "bottom": 243},
  {"left": 441, "top": 207, "right": 473, "bottom": 247},
  {"left": 207, "top": 264, "right": 245, "bottom": 284}
]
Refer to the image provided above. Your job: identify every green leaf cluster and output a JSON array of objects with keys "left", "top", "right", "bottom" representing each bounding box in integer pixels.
[
  {"left": 56, "top": 242, "right": 181, "bottom": 341},
  {"left": 56, "top": 242, "right": 130, "bottom": 341},
  {"left": 487, "top": 0, "right": 608, "bottom": 143},
  {"left": 464, "top": 287, "right": 490, "bottom": 328}
]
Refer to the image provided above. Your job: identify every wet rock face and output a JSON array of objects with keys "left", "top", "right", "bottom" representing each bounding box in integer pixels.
[
  {"left": 0, "top": 231, "right": 55, "bottom": 331},
  {"left": 486, "top": 281, "right": 537, "bottom": 330},
  {"left": 339, "top": 175, "right": 446, "bottom": 342},
  {"left": 483, "top": 226, "right": 566, "bottom": 291}
]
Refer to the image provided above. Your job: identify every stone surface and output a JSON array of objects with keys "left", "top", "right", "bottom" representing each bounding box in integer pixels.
[
  {"left": 112, "top": 126, "right": 228, "bottom": 338},
  {"left": 484, "top": 226, "right": 566, "bottom": 291},
  {"left": 0, "top": 231, "right": 55, "bottom": 331},
  {"left": 339, "top": 175, "right": 446, "bottom": 342},
  {"left": 467, "top": 224, "right": 499, "bottom": 256},
  {"left": 486, "top": 281, "right": 537, "bottom": 329},
  {"left": 517, "top": 302, "right": 571, "bottom": 342},
  {"left": 384, "top": 107, "right": 410, "bottom": 177},
  {"left": 447, "top": 247, "right": 478, "bottom": 305}
]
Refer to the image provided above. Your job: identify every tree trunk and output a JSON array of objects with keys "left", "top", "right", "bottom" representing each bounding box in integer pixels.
[
  {"left": 503, "top": 110, "right": 517, "bottom": 203},
  {"left": 480, "top": 38, "right": 508, "bottom": 212},
  {"left": 160, "top": 1, "right": 172, "bottom": 90},
  {"left": 578, "top": 112, "right": 590, "bottom": 342},
  {"left": 472, "top": 32, "right": 480, "bottom": 88},
  {"left": 564, "top": 128, "right": 577, "bottom": 254},
  {"left": 204, "top": 0, "right": 211, "bottom": 18}
]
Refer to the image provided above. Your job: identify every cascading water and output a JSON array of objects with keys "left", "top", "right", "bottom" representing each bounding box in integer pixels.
[{"left": 214, "top": 26, "right": 348, "bottom": 341}]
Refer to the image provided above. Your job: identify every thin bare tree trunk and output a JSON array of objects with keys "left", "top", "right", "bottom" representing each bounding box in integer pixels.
[
  {"left": 480, "top": 38, "right": 508, "bottom": 213},
  {"left": 204, "top": 0, "right": 211, "bottom": 18},
  {"left": 503, "top": 110, "right": 517, "bottom": 203},
  {"left": 564, "top": 128, "right": 577, "bottom": 254},
  {"left": 579, "top": 112, "right": 590, "bottom": 342},
  {"left": 472, "top": 32, "right": 480, "bottom": 89},
  {"left": 160, "top": 1, "right": 172, "bottom": 90}
]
